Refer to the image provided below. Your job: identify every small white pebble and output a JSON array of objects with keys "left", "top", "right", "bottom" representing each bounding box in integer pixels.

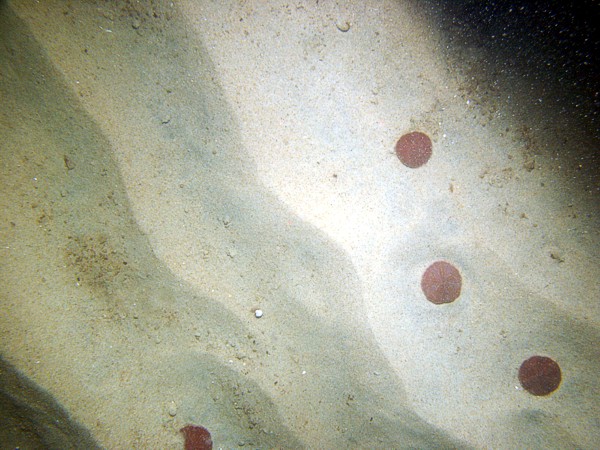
[{"left": 254, "top": 309, "right": 263, "bottom": 318}]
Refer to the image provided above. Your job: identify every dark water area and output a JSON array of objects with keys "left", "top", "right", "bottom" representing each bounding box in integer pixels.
[
  {"left": 421, "top": 0, "right": 599, "bottom": 197},
  {"left": 426, "top": 0, "right": 599, "bottom": 131}
]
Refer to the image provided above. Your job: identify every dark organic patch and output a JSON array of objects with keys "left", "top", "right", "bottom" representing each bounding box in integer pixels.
[{"left": 64, "top": 233, "right": 129, "bottom": 290}]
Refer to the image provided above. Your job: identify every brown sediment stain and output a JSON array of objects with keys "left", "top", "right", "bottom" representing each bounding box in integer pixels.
[{"left": 64, "top": 233, "right": 130, "bottom": 290}]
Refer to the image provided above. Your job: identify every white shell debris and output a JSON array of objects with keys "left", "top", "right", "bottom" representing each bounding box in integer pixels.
[
  {"left": 336, "top": 21, "right": 351, "bottom": 32},
  {"left": 254, "top": 309, "right": 263, "bottom": 318}
]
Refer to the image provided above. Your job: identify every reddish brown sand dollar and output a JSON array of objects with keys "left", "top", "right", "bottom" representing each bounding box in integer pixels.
[
  {"left": 518, "top": 356, "right": 562, "bottom": 396},
  {"left": 421, "top": 261, "right": 462, "bottom": 304},
  {"left": 395, "top": 131, "right": 432, "bottom": 168},
  {"left": 181, "top": 425, "right": 213, "bottom": 450}
]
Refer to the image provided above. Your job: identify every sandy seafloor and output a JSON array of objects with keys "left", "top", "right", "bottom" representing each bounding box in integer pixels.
[{"left": 1, "top": 0, "right": 598, "bottom": 448}]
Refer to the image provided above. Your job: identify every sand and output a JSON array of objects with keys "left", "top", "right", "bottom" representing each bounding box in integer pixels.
[{"left": 1, "top": 0, "right": 598, "bottom": 448}]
